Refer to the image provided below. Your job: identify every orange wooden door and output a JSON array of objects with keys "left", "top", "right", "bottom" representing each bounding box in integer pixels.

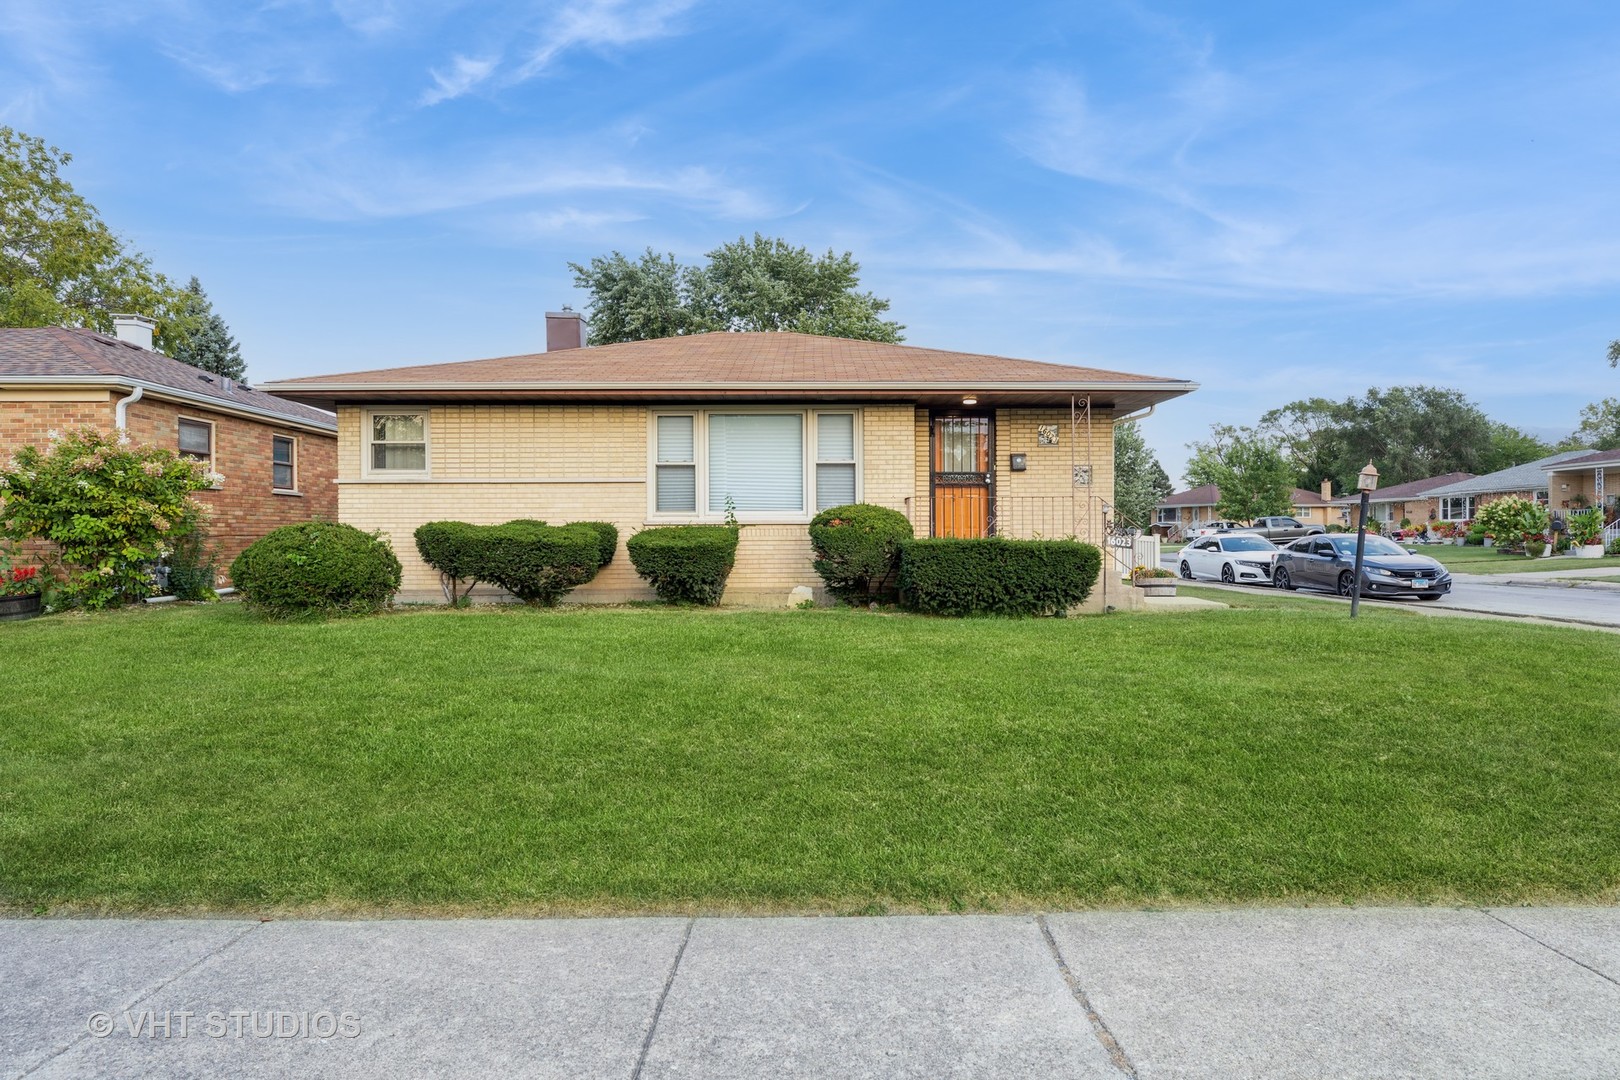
[{"left": 932, "top": 416, "right": 993, "bottom": 537}]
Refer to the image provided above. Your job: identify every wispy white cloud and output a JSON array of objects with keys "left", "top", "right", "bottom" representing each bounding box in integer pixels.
[
  {"left": 420, "top": 54, "right": 499, "bottom": 105},
  {"left": 420, "top": 0, "right": 698, "bottom": 104}
]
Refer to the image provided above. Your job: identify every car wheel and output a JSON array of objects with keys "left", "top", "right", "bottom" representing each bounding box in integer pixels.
[
  {"left": 1337, "top": 570, "right": 1357, "bottom": 597},
  {"left": 1179, "top": 560, "right": 1194, "bottom": 580},
  {"left": 1220, "top": 564, "right": 1236, "bottom": 584},
  {"left": 1275, "top": 567, "right": 1294, "bottom": 591}
]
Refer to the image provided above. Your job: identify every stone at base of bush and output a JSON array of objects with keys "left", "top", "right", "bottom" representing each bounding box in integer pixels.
[
  {"left": 898, "top": 537, "right": 1102, "bottom": 616},
  {"left": 627, "top": 525, "right": 739, "bottom": 605},
  {"left": 231, "top": 522, "right": 402, "bottom": 618}
]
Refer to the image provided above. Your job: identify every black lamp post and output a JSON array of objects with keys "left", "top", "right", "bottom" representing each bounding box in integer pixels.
[{"left": 1350, "top": 461, "right": 1379, "bottom": 618}]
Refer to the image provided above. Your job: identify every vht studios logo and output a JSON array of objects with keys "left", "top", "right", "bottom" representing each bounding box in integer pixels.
[{"left": 87, "top": 1009, "right": 362, "bottom": 1040}]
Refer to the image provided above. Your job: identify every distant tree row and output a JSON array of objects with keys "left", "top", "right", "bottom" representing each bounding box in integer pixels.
[{"left": 1, "top": 127, "right": 243, "bottom": 379}]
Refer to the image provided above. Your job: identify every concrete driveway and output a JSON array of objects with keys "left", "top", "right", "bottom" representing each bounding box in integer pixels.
[{"left": 7, "top": 907, "right": 1620, "bottom": 1078}]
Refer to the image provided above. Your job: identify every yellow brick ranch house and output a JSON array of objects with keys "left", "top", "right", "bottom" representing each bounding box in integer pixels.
[{"left": 262, "top": 314, "right": 1195, "bottom": 604}]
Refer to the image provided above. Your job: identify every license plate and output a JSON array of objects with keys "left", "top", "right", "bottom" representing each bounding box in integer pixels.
[{"left": 1412, "top": 578, "right": 1429, "bottom": 587}]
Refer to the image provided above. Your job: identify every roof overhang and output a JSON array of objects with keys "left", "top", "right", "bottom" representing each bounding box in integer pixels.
[
  {"left": 0, "top": 375, "right": 337, "bottom": 434},
  {"left": 1544, "top": 459, "right": 1618, "bottom": 474},
  {"left": 257, "top": 379, "right": 1198, "bottom": 415}
]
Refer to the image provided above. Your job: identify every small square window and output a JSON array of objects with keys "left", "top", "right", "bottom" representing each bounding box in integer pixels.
[{"left": 178, "top": 418, "right": 212, "bottom": 460}]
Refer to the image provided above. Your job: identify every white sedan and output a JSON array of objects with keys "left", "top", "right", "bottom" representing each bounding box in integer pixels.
[{"left": 1178, "top": 533, "right": 1282, "bottom": 585}]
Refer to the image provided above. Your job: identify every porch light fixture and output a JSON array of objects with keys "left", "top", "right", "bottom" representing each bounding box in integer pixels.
[
  {"left": 1350, "top": 461, "right": 1378, "bottom": 619},
  {"left": 961, "top": 396, "right": 978, "bottom": 406}
]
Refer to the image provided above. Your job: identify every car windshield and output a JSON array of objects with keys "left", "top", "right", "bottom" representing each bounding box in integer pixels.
[
  {"left": 1221, "top": 536, "right": 1277, "bottom": 552},
  {"left": 1329, "top": 535, "right": 1405, "bottom": 556}
]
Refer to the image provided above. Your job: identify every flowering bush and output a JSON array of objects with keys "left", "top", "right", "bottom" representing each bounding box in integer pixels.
[{"left": 0, "top": 427, "right": 215, "bottom": 609}]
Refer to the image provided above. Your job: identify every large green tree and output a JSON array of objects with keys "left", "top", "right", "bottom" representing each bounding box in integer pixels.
[
  {"left": 1560, "top": 398, "right": 1620, "bottom": 451},
  {"left": 167, "top": 277, "right": 246, "bottom": 380},
  {"left": 570, "top": 234, "right": 903, "bottom": 345},
  {"left": 1185, "top": 426, "right": 1296, "bottom": 521},
  {"left": 1113, "top": 421, "right": 1173, "bottom": 527},
  {"left": 0, "top": 127, "right": 189, "bottom": 350},
  {"left": 1255, "top": 386, "right": 1510, "bottom": 490}
]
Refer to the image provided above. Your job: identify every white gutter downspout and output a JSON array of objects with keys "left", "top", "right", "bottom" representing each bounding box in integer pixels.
[
  {"left": 1113, "top": 403, "right": 1156, "bottom": 424},
  {"left": 115, "top": 385, "right": 143, "bottom": 430}
]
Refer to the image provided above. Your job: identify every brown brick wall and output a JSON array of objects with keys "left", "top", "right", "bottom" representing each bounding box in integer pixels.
[
  {"left": 0, "top": 391, "right": 336, "bottom": 579},
  {"left": 124, "top": 398, "right": 337, "bottom": 571}
]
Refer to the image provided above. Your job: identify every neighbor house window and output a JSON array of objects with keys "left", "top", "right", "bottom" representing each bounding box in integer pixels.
[
  {"left": 178, "top": 417, "right": 213, "bottom": 462},
  {"left": 1156, "top": 507, "right": 1178, "bottom": 523},
  {"left": 1440, "top": 496, "right": 1476, "bottom": 521},
  {"left": 652, "top": 409, "right": 860, "bottom": 520},
  {"left": 272, "top": 435, "right": 296, "bottom": 491},
  {"left": 368, "top": 412, "right": 428, "bottom": 473}
]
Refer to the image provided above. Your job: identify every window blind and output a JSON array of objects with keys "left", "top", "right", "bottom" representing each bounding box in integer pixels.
[
  {"left": 656, "top": 415, "right": 697, "bottom": 512},
  {"left": 708, "top": 414, "right": 803, "bottom": 512}
]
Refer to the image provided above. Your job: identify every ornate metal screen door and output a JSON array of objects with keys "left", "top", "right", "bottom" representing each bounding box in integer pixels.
[{"left": 931, "top": 415, "right": 993, "bottom": 537}]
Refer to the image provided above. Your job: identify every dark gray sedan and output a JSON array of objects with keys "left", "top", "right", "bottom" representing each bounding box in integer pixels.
[{"left": 1273, "top": 534, "right": 1452, "bottom": 600}]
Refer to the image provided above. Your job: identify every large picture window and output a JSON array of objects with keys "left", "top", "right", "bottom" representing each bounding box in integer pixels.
[
  {"left": 651, "top": 409, "right": 859, "bottom": 520},
  {"left": 367, "top": 412, "right": 428, "bottom": 474},
  {"left": 1440, "top": 495, "right": 1476, "bottom": 521}
]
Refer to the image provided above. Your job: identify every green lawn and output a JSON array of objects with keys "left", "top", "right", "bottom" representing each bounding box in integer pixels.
[
  {"left": 1416, "top": 544, "right": 1620, "bottom": 574},
  {"left": 3, "top": 602, "right": 1618, "bottom": 915}
]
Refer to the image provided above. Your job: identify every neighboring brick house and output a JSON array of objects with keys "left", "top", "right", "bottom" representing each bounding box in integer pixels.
[
  {"left": 1422, "top": 450, "right": 1596, "bottom": 524},
  {"left": 1153, "top": 482, "right": 1345, "bottom": 538},
  {"left": 1330, "top": 470, "right": 1475, "bottom": 526},
  {"left": 0, "top": 318, "right": 338, "bottom": 575},
  {"left": 1540, "top": 448, "right": 1619, "bottom": 521},
  {"left": 261, "top": 313, "right": 1196, "bottom": 605}
]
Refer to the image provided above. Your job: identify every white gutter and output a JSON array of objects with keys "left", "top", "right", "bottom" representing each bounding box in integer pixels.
[
  {"left": 114, "top": 384, "right": 143, "bottom": 430},
  {"left": 1112, "top": 403, "right": 1157, "bottom": 424},
  {"left": 1, "top": 375, "right": 336, "bottom": 434}
]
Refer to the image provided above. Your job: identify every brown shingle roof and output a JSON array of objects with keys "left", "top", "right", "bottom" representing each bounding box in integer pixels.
[
  {"left": 0, "top": 327, "right": 335, "bottom": 430},
  {"left": 265, "top": 331, "right": 1183, "bottom": 388},
  {"left": 1360, "top": 471, "right": 1476, "bottom": 501},
  {"left": 259, "top": 331, "right": 1198, "bottom": 411},
  {"left": 1158, "top": 484, "right": 1339, "bottom": 509},
  {"left": 1548, "top": 448, "right": 1620, "bottom": 469}
]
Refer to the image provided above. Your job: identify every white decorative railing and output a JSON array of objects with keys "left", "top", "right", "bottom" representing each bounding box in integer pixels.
[{"left": 1602, "top": 519, "right": 1620, "bottom": 549}]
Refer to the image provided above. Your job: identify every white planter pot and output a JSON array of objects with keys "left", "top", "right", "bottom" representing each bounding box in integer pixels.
[{"left": 1576, "top": 544, "right": 1605, "bottom": 559}]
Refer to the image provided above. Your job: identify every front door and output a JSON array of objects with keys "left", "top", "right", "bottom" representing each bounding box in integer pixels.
[{"left": 931, "top": 415, "right": 993, "bottom": 537}]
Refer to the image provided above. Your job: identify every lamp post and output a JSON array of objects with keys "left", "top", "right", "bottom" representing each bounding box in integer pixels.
[{"left": 1350, "top": 461, "right": 1379, "bottom": 618}]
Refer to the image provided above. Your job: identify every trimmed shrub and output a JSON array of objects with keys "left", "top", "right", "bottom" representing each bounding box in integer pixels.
[
  {"left": 231, "top": 522, "right": 402, "bottom": 618},
  {"left": 898, "top": 537, "right": 1102, "bottom": 616},
  {"left": 479, "top": 520, "right": 603, "bottom": 605},
  {"left": 573, "top": 521, "right": 620, "bottom": 568},
  {"left": 808, "top": 503, "right": 913, "bottom": 603},
  {"left": 414, "top": 520, "right": 487, "bottom": 603},
  {"left": 627, "top": 525, "right": 739, "bottom": 605}
]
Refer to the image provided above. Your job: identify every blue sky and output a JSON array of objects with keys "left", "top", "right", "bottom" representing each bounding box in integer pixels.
[{"left": 4, "top": 1, "right": 1618, "bottom": 483}]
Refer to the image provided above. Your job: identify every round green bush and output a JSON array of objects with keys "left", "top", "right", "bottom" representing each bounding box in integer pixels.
[
  {"left": 627, "top": 525, "right": 739, "bottom": 605},
  {"left": 573, "top": 521, "right": 620, "bottom": 568},
  {"left": 414, "top": 520, "right": 487, "bottom": 602},
  {"left": 230, "top": 522, "right": 402, "bottom": 618},
  {"left": 808, "top": 503, "right": 914, "bottom": 603},
  {"left": 479, "top": 520, "right": 602, "bottom": 605}
]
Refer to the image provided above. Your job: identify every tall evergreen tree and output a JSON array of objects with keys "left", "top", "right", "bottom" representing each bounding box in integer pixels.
[
  {"left": 1113, "top": 421, "right": 1173, "bottom": 527},
  {"left": 167, "top": 277, "right": 246, "bottom": 380}
]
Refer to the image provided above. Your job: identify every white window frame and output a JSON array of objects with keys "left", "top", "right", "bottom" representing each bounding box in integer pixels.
[
  {"left": 647, "top": 407, "right": 862, "bottom": 523},
  {"left": 271, "top": 434, "right": 298, "bottom": 494},
  {"left": 1155, "top": 507, "right": 1178, "bottom": 524},
  {"left": 1440, "top": 495, "right": 1477, "bottom": 521},
  {"left": 363, "top": 409, "right": 431, "bottom": 478}
]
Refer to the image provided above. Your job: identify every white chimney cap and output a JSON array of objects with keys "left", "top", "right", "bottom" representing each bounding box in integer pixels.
[{"left": 110, "top": 314, "right": 156, "bottom": 350}]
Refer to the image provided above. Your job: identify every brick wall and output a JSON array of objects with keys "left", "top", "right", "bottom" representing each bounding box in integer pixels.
[
  {"left": 0, "top": 390, "right": 336, "bottom": 578},
  {"left": 124, "top": 398, "right": 337, "bottom": 573}
]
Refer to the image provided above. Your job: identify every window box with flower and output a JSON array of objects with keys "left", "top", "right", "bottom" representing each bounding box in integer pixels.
[{"left": 0, "top": 553, "right": 49, "bottom": 620}]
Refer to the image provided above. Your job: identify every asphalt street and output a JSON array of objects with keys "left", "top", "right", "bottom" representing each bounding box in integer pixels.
[
  {"left": 7, "top": 907, "right": 1620, "bottom": 1079},
  {"left": 1161, "top": 551, "right": 1620, "bottom": 628}
]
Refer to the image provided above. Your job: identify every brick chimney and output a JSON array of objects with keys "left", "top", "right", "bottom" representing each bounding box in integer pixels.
[
  {"left": 1320, "top": 479, "right": 1334, "bottom": 501},
  {"left": 110, "top": 314, "right": 155, "bottom": 350},
  {"left": 546, "top": 308, "right": 586, "bottom": 351}
]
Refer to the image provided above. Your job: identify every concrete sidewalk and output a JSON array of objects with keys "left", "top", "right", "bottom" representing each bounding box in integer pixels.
[{"left": 6, "top": 908, "right": 1619, "bottom": 1079}]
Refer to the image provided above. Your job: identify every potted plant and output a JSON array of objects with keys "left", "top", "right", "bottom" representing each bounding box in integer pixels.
[
  {"left": 0, "top": 556, "right": 46, "bottom": 621},
  {"left": 1131, "top": 564, "right": 1177, "bottom": 597},
  {"left": 1568, "top": 508, "right": 1605, "bottom": 558}
]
